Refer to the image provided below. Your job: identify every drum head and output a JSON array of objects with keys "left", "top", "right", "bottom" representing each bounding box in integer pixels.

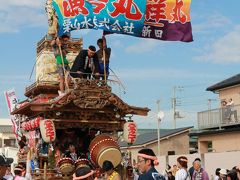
[{"left": 97, "top": 148, "right": 121, "bottom": 168}]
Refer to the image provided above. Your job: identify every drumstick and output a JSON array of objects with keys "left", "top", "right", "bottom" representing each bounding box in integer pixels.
[{"left": 43, "top": 162, "right": 47, "bottom": 179}]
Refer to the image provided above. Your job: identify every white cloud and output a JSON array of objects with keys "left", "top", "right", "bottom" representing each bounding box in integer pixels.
[
  {"left": 194, "top": 25, "right": 240, "bottom": 64},
  {"left": 0, "top": 75, "right": 28, "bottom": 80},
  {"left": 193, "top": 12, "right": 231, "bottom": 33},
  {"left": 0, "top": 75, "right": 30, "bottom": 86},
  {"left": 111, "top": 40, "right": 124, "bottom": 49},
  {"left": 0, "top": 0, "right": 46, "bottom": 33},
  {"left": 114, "top": 68, "right": 219, "bottom": 80},
  {"left": 135, "top": 109, "right": 197, "bottom": 129},
  {"left": 125, "top": 39, "right": 163, "bottom": 53},
  {"left": 0, "top": 0, "right": 44, "bottom": 9}
]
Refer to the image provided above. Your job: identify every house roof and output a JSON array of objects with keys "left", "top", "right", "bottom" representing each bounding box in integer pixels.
[
  {"left": 189, "top": 126, "right": 240, "bottom": 136},
  {"left": 206, "top": 74, "right": 240, "bottom": 92},
  {"left": 0, "top": 125, "right": 13, "bottom": 133},
  {"left": 120, "top": 126, "right": 193, "bottom": 148}
]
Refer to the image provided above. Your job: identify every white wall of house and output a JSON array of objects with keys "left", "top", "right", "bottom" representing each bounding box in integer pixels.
[
  {"left": 0, "top": 119, "right": 12, "bottom": 125},
  {"left": 219, "top": 86, "right": 240, "bottom": 105},
  {"left": 0, "top": 119, "right": 16, "bottom": 148},
  {"left": 0, "top": 147, "right": 18, "bottom": 170}
]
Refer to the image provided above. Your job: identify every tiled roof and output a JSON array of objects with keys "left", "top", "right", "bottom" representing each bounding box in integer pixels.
[
  {"left": 206, "top": 74, "right": 240, "bottom": 92},
  {"left": 119, "top": 126, "right": 193, "bottom": 148}
]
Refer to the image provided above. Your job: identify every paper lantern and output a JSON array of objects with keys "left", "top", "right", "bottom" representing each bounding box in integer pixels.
[
  {"left": 123, "top": 121, "right": 137, "bottom": 144},
  {"left": 40, "top": 119, "right": 56, "bottom": 143},
  {"left": 26, "top": 122, "right": 31, "bottom": 131}
]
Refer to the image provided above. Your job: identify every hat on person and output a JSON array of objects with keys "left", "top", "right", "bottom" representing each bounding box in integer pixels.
[
  {"left": 14, "top": 165, "right": 24, "bottom": 172},
  {"left": 88, "top": 45, "right": 96, "bottom": 52},
  {"left": 0, "top": 154, "right": 13, "bottom": 166},
  {"left": 219, "top": 169, "right": 227, "bottom": 175}
]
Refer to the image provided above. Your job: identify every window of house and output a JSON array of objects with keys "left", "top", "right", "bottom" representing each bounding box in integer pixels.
[
  {"left": 168, "top": 151, "right": 175, "bottom": 155},
  {"left": 4, "top": 139, "right": 17, "bottom": 147}
]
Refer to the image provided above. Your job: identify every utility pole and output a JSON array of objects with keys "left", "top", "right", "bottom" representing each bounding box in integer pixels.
[
  {"left": 172, "top": 86, "right": 183, "bottom": 129},
  {"left": 172, "top": 86, "right": 177, "bottom": 129},
  {"left": 156, "top": 100, "right": 160, "bottom": 157},
  {"left": 207, "top": 98, "right": 216, "bottom": 126},
  {"left": 208, "top": 99, "right": 217, "bottom": 110}
]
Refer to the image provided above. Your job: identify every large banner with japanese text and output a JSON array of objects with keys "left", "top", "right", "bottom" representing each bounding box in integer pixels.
[{"left": 52, "top": 0, "right": 193, "bottom": 42}]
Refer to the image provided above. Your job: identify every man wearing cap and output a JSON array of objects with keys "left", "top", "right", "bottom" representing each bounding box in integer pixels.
[
  {"left": 70, "top": 46, "right": 100, "bottom": 79},
  {"left": 137, "top": 148, "right": 165, "bottom": 180},
  {"left": 0, "top": 154, "right": 13, "bottom": 180},
  {"left": 219, "top": 169, "right": 227, "bottom": 180}
]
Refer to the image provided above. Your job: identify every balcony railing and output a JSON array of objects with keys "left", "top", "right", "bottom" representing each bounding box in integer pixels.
[{"left": 198, "top": 104, "right": 240, "bottom": 129}]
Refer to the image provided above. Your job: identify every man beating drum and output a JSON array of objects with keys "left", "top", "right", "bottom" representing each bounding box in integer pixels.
[
  {"left": 102, "top": 160, "right": 121, "bottom": 180},
  {"left": 73, "top": 165, "right": 97, "bottom": 180}
]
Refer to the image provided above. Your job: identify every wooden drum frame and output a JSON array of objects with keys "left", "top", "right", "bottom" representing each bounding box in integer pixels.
[{"left": 57, "top": 157, "right": 75, "bottom": 175}]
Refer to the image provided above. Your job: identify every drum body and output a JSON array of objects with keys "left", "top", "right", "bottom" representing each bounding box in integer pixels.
[
  {"left": 57, "top": 157, "right": 75, "bottom": 175},
  {"left": 89, "top": 135, "right": 121, "bottom": 168},
  {"left": 75, "top": 158, "right": 90, "bottom": 170}
]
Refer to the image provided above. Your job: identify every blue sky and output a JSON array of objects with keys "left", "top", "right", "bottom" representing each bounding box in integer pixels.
[{"left": 0, "top": 0, "right": 240, "bottom": 129}]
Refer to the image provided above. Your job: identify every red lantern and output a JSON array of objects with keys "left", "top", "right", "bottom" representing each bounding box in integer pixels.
[
  {"left": 35, "top": 117, "right": 41, "bottom": 127},
  {"left": 21, "top": 122, "right": 26, "bottom": 131},
  {"left": 40, "top": 119, "right": 56, "bottom": 143},
  {"left": 29, "top": 117, "right": 41, "bottom": 130},
  {"left": 123, "top": 121, "right": 137, "bottom": 144},
  {"left": 30, "top": 120, "right": 34, "bottom": 129}
]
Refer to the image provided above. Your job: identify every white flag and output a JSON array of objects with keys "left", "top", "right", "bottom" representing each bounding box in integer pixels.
[{"left": 4, "top": 89, "right": 21, "bottom": 140}]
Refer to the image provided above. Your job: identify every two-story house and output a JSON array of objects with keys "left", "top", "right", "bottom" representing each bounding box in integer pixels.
[{"left": 191, "top": 74, "right": 240, "bottom": 153}]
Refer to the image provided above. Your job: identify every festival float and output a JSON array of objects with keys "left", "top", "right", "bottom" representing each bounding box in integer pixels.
[
  {"left": 8, "top": 0, "right": 192, "bottom": 179},
  {"left": 10, "top": 33, "right": 149, "bottom": 178}
]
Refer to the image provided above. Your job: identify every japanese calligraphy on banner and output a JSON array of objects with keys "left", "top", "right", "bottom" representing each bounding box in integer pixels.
[
  {"left": 52, "top": 0, "right": 193, "bottom": 42},
  {"left": 4, "top": 89, "right": 22, "bottom": 140}
]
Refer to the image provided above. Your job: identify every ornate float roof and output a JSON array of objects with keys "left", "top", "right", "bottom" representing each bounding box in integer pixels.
[{"left": 12, "top": 79, "right": 150, "bottom": 131}]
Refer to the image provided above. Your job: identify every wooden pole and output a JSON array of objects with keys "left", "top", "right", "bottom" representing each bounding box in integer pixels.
[
  {"left": 58, "top": 43, "right": 69, "bottom": 91},
  {"left": 102, "top": 33, "right": 107, "bottom": 83},
  {"left": 103, "top": 48, "right": 107, "bottom": 83},
  {"left": 26, "top": 150, "right": 31, "bottom": 175},
  {"left": 43, "top": 162, "right": 47, "bottom": 180}
]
